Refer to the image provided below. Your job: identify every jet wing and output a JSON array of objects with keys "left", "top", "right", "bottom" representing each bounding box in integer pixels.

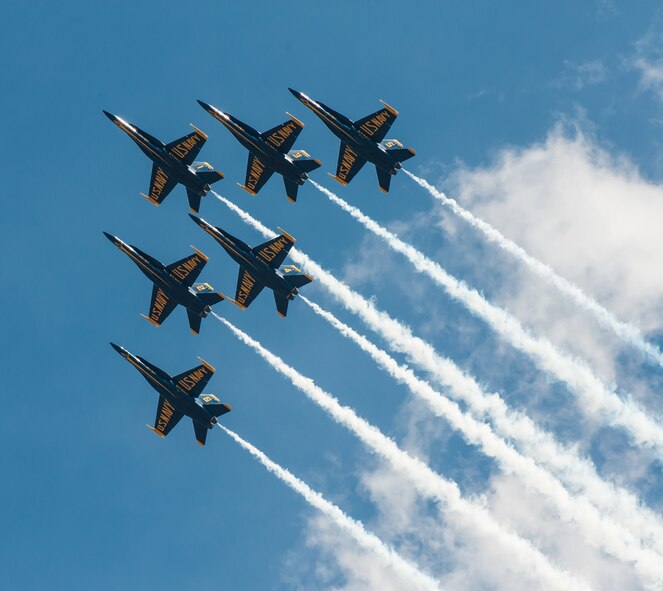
[
  {"left": 240, "top": 153, "right": 274, "bottom": 195},
  {"left": 147, "top": 164, "right": 178, "bottom": 205},
  {"left": 166, "top": 249, "right": 208, "bottom": 287},
  {"left": 172, "top": 359, "right": 215, "bottom": 398},
  {"left": 260, "top": 117, "right": 304, "bottom": 154},
  {"left": 233, "top": 266, "right": 264, "bottom": 309},
  {"left": 332, "top": 143, "right": 366, "bottom": 186},
  {"left": 165, "top": 127, "right": 207, "bottom": 166},
  {"left": 353, "top": 102, "right": 399, "bottom": 143},
  {"left": 146, "top": 285, "right": 178, "bottom": 327},
  {"left": 150, "top": 396, "right": 184, "bottom": 437},
  {"left": 251, "top": 232, "right": 295, "bottom": 269}
]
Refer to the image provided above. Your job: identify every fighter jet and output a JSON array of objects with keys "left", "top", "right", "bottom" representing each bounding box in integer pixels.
[
  {"left": 288, "top": 89, "right": 415, "bottom": 193},
  {"left": 197, "top": 100, "right": 321, "bottom": 203},
  {"left": 189, "top": 215, "right": 311, "bottom": 317},
  {"left": 103, "top": 110, "right": 224, "bottom": 213},
  {"left": 110, "top": 343, "right": 230, "bottom": 446},
  {"left": 104, "top": 232, "right": 224, "bottom": 334}
]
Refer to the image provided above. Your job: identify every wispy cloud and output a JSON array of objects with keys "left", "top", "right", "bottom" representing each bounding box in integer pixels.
[
  {"left": 211, "top": 190, "right": 663, "bottom": 586},
  {"left": 218, "top": 424, "right": 441, "bottom": 591},
  {"left": 300, "top": 297, "right": 663, "bottom": 585},
  {"left": 553, "top": 59, "right": 609, "bottom": 90},
  {"left": 403, "top": 165, "right": 663, "bottom": 368},
  {"left": 213, "top": 311, "right": 589, "bottom": 590},
  {"left": 309, "top": 181, "right": 663, "bottom": 464}
]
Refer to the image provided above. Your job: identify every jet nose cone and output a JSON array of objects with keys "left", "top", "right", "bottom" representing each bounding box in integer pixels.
[
  {"left": 197, "top": 99, "right": 212, "bottom": 112},
  {"left": 109, "top": 342, "right": 124, "bottom": 355},
  {"left": 102, "top": 110, "right": 117, "bottom": 122},
  {"left": 189, "top": 213, "right": 204, "bottom": 226},
  {"left": 288, "top": 88, "right": 303, "bottom": 100},
  {"left": 103, "top": 231, "right": 117, "bottom": 243}
]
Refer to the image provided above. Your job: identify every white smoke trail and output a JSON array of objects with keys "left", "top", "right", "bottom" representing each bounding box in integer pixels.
[
  {"left": 403, "top": 169, "right": 663, "bottom": 368},
  {"left": 309, "top": 180, "right": 663, "bottom": 455},
  {"left": 210, "top": 189, "right": 663, "bottom": 558},
  {"left": 299, "top": 296, "right": 663, "bottom": 584},
  {"left": 212, "top": 312, "right": 590, "bottom": 591},
  {"left": 217, "top": 424, "right": 442, "bottom": 591}
]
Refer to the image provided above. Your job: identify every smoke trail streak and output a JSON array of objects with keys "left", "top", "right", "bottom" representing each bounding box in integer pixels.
[
  {"left": 309, "top": 180, "right": 663, "bottom": 455},
  {"left": 212, "top": 312, "right": 591, "bottom": 591},
  {"left": 299, "top": 296, "right": 663, "bottom": 584},
  {"left": 217, "top": 424, "right": 442, "bottom": 591},
  {"left": 404, "top": 169, "right": 663, "bottom": 368},
  {"left": 210, "top": 190, "right": 663, "bottom": 558}
]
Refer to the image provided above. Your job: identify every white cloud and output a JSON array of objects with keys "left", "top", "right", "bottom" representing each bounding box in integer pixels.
[{"left": 450, "top": 124, "right": 663, "bottom": 340}]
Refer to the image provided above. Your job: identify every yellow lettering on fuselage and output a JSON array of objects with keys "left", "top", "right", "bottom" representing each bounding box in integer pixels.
[
  {"left": 265, "top": 122, "right": 297, "bottom": 149},
  {"left": 246, "top": 158, "right": 265, "bottom": 191},
  {"left": 358, "top": 110, "right": 390, "bottom": 137},
  {"left": 236, "top": 272, "right": 256, "bottom": 304},
  {"left": 170, "top": 255, "right": 200, "bottom": 281},
  {"left": 337, "top": 147, "right": 358, "bottom": 180}
]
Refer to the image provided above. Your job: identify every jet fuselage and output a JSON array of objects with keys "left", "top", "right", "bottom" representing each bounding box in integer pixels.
[
  {"left": 198, "top": 103, "right": 307, "bottom": 185},
  {"left": 193, "top": 219, "right": 298, "bottom": 301},
  {"left": 290, "top": 91, "right": 400, "bottom": 175},
  {"left": 104, "top": 111, "right": 211, "bottom": 196},
  {"left": 105, "top": 233, "right": 211, "bottom": 319},
  {"left": 111, "top": 344, "right": 217, "bottom": 428}
]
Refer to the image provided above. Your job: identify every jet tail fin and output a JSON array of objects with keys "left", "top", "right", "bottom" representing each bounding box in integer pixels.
[
  {"left": 381, "top": 140, "right": 416, "bottom": 163},
  {"left": 203, "top": 401, "right": 232, "bottom": 417},
  {"left": 194, "top": 163, "right": 224, "bottom": 186},
  {"left": 197, "top": 292, "right": 224, "bottom": 307},
  {"left": 289, "top": 149, "right": 322, "bottom": 174},
  {"left": 376, "top": 167, "right": 392, "bottom": 194},
  {"left": 283, "top": 273, "right": 313, "bottom": 289}
]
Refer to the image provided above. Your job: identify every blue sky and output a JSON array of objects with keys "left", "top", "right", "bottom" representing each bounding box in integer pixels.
[{"left": 3, "top": 1, "right": 663, "bottom": 589}]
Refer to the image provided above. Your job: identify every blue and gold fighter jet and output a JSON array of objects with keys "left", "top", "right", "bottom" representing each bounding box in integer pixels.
[
  {"left": 104, "top": 232, "right": 224, "bottom": 334},
  {"left": 288, "top": 89, "right": 415, "bottom": 193},
  {"left": 110, "top": 344, "right": 231, "bottom": 446},
  {"left": 103, "top": 110, "right": 224, "bottom": 213},
  {"left": 197, "top": 100, "right": 321, "bottom": 203},
  {"left": 189, "top": 215, "right": 312, "bottom": 317}
]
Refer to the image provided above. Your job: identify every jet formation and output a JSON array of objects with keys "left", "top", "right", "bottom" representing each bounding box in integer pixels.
[{"left": 104, "top": 89, "right": 415, "bottom": 445}]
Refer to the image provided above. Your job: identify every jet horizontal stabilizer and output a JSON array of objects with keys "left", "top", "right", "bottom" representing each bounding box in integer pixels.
[
  {"left": 274, "top": 292, "right": 290, "bottom": 318},
  {"left": 376, "top": 166, "right": 392, "bottom": 194}
]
